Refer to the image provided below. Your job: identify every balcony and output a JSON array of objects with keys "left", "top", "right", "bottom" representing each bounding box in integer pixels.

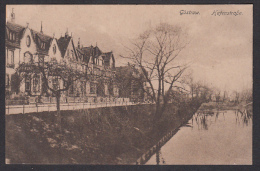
[{"left": 6, "top": 63, "right": 15, "bottom": 68}]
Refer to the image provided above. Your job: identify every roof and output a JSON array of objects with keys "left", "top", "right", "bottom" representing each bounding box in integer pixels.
[
  {"left": 57, "top": 36, "right": 72, "bottom": 57},
  {"left": 81, "top": 45, "right": 103, "bottom": 64},
  {"left": 81, "top": 46, "right": 93, "bottom": 63},
  {"left": 103, "top": 52, "right": 112, "bottom": 61},
  {"left": 93, "top": 46, "right": 102, "bottom": 57},
  {"left": 5, "top": 21, "right": 25, "bottom": 48},
  {"left": 5, "top": 21, "right": 52, "bottom": 54},
  {"left": 30, "top": 30, "right": 52, "bottom": 55},
  {"left": 6, "top": 21, "right": 25, "bottom": 33},
  {"left": 115, "top": 63, "right": 147, "bottom": 80}
]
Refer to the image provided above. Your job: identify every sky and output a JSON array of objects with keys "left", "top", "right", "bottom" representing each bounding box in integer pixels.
[{"left": 6, "top": 5, "right": 252, "bottom": 93}]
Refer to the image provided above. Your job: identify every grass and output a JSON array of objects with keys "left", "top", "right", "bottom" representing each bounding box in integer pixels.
[{"left": 6, "top": 101, "right": 200, "bottom": 164}]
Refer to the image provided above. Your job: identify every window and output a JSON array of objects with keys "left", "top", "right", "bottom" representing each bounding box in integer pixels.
[
  {"left": 97, "top": 68, "right": 100, "bottom": 76},
  {"left": 33, "top": 75, "right": 40, "bottom": 92},
  {"left": 6, "top": 49, "right": 8, "bottom": 64},
  {"left": 41, "top": 42, "right": 45, "bottom": 49},
  {"left": 26, "top": 35, "right": 31, "bottom": 47},
  {"left": 9, "top": 31, "right": 15, "bottom": 41},
  {"left": 69, "top": 82, "right": 74, "bottom": 95},
  {"left": 12, "top": 32, "right": 15, "bottom": 41},
  {"left": 81, "top": 81, "right": 86, "bottom": 96},
  {"left": 90, "top": 82, "right": 96, "bottom": 94},
  {"left": 52, "top": 76, "right": 59, "bottom": 90},
  {"left": 6, "top": 74, "right": 10, "bottom": 87},
  {"left": 7, "top": 50, "right": 14, "bottom": 67},
  {"left": 38, "top": 55, "right": 44, "bottom": 66},
  {"left": 53, "top": 44, "right": 56, "bottom": 54},
  {"left": 10, "top": 51, "right": 14, "bottom": 64},
  {"left": 25, "top": 75, "right": 31, "bottom": 92},
  {"left": 24, "top": 52, "right": 32, "bottom": 63},
  {"left": 71, "top": 50, "right": 74, "bottom": 58}
]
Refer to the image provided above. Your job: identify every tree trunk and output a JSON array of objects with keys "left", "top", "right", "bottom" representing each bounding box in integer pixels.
[{"left": 55, "top": 91, "right": 62, "bottom": 163}]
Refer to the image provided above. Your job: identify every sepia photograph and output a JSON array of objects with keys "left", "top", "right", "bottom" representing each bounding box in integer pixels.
[{"left": 5, "top": 5, "right": 252, "bottom": 165}]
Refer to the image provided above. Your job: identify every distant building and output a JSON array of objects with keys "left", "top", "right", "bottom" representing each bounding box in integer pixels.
[{"left": 115, "top": 63, "right": 148, "bottom": 102}]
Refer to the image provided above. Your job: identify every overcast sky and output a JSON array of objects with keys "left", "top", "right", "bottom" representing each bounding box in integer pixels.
[{"left": 6, "top": 5, "right": 252, "bottom": 92}]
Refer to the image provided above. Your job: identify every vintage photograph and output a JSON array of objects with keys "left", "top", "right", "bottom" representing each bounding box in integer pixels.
[{"left": 5, "top": 5, "right": 252, "bottom": 164}]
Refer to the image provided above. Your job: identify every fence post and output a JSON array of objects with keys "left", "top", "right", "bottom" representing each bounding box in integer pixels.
[
  {"left": 36, "top": 102, "right": 38, "bottom": 113},
  {"left": 23, "top": 104, "right": 25, "bottom": 114}
]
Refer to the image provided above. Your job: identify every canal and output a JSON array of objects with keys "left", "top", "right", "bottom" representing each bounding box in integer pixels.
[{"left": 145, "top": 109, "right": 252, "bottom": 165}]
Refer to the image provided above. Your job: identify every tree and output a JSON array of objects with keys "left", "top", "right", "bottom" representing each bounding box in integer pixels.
[
  {"left": 215, "top": 91, "right": 221, "bottom": 103},
  {"left": 17, "top": 58, "right": 86, "bottom": 123},
  {"left": 233, "top": 91, "right": 240, "bottom": 104},
  {"left": 17, "top": 58, "right": 87, "bottom": 163},
  {"left": 122, "top": 23, "right": 189, "bottom": 127}
]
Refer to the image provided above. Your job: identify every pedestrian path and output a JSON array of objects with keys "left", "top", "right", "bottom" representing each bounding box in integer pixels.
[{"left": 5, "top": 101, "right": 151, "bottom": 115}]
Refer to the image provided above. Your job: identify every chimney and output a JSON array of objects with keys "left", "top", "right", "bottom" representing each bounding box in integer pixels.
[
  {"left": 11, "top": 8, "right": 15, "bottom": 23},
  {"left": 65, "top": 28, "right": 69, "bottom": 38},
  {"left": 40, "top": 21, "right": 43, "bottom": 34},
  {"left": 78, "top": 38, "right": 80, "bottom": 48}
]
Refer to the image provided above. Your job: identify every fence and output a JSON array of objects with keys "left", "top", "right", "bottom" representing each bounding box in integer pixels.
[{"left": 5, "top": 99, "right": 154, "bottom": 115}]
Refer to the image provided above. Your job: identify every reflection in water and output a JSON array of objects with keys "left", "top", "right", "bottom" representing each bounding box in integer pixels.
[
  {"left": 192, "top": 109, "right": 252, "bottom": 131},
  {"left": 146, "top": 109, "right": 252, "bottom": 165},
  {"left": 155, "top": 149, "right": 166, "bottom": 165}
]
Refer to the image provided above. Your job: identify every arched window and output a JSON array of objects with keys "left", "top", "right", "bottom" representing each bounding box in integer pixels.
[{"left": 26, "top": 35, "right": 31, "bottom": 47}]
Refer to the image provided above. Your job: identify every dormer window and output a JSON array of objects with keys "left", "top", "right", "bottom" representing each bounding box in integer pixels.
[
  {"left": 41, "top": 42, "right": 45, "bottom": 49},
  {"left": 8, "top": 31, "right": 16, "bottom": 41},
  {"left": 12, "top": 32, "right": 15, "bottom": 40},
  {"left": 71, "top": 50, "right": 74, "bottom": 58}
]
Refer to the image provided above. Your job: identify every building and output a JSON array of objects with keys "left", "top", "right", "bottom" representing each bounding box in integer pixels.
[
  {"left": 6, "top": 9, "right": 52, "bottom": 99},
  {"left": 5, "top": 9, "right": 119, "bottom": 104},
  {"left": 115, "top": 63, "right": 148, "bottom": 102}
]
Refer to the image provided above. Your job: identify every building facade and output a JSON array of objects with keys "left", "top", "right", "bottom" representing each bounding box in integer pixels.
[
  {"left": 115, "top": 63, "right": 148, "bottom": 102},
  {"left": 5, "top": 10, "right": 119, "bottom": 104}
]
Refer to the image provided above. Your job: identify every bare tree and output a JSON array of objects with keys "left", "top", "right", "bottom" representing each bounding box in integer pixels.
[
  {"left": 17, "top": 58, "right": 86, "bottom": 121},
  {"left": 122, "top": 23, "right": 189, "bottom": 126},
  {"left": 182, "top": 71, "right": 196, "bottom": 100},
  {"left": 215, "top": 90, "right": 221, "bottom": 103},
  {"left": 240, "top": 88, "right": 252, "bottom": 103},
  {"left": 234, "top": 91, "right": 240, "bottom": 104}
]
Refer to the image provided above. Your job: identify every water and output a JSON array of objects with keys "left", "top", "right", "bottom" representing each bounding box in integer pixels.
[{"left": 146, "top": 109, "right": 252, "bottom": 165}]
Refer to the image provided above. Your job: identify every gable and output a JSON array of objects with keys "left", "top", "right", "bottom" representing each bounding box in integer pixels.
[
  {"left": 48, "top": 38, "right": 62, "bottom": 63},
  {"left": 64, "top": 38, "right": 77, "bottom": 62},
  {"left": 20, "top": 27, "right": 37, "bottom": 57}
]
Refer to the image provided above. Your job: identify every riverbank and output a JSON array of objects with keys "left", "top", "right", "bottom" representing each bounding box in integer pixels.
[
  {"left": 6, "top": 101, "right": 200, "bottom": 164},
  {"left": 198, "top": 101, "right": 252, "bottom": 112}
]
